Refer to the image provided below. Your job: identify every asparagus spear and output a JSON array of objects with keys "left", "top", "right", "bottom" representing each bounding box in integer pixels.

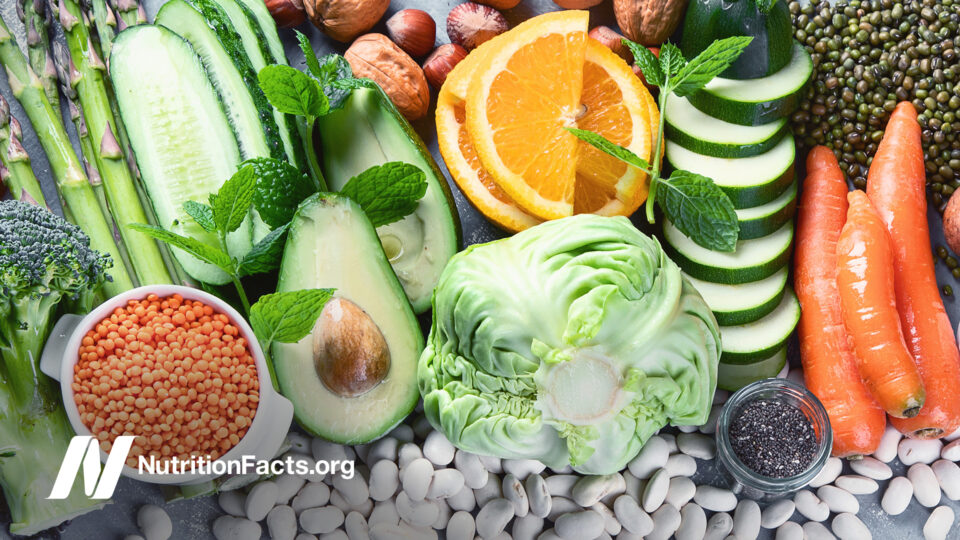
[
  {"left": 0, "top": 14, "right": 133, "bottom": 294},
  {"left": 55, "top": 0, "right": 172, "bottom": 286},
  {"left": 110, "top": 0, "right": 144, "bottom": 31},
  {"left": 0, "top": 95, "right": 47, "bottom": 205},
  {"left": 85, "top": 0, "right": 117, "bottom": 58},
  {"left": 16, "top": 0, "right": 59, "bottom": 114}
]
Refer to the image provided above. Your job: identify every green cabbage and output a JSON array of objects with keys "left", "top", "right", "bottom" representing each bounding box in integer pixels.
[{"left": 418, "top": 215, "right": 720, "bottom": 474}]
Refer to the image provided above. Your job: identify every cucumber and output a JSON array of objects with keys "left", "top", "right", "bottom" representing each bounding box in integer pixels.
[
  {"left": 737, "top": 181, "right": 797, "bottom": 240},
  {"left": 233, "top": 0, "right": 288, "bottom": 66},
  {"left": 663, "top": 219, "right": 794, "bottom": 284},
  {"left": 110, "top": 25, "right": 247, "bottom": 284},
  {"left": 681, "top": 0, "right": 794, "bottom": 80},
  {"left": 665, "top": 134, "right": 795, "bottom": 209},
  {"left": 718, "top": 348, "right": 787, "bottom": 391},
  {"left": 719, "top": 289, "right": 800, "bottom": 364},
  {"left": 688, "top": 42, "right": 813, "bottom": 126},
  {"left": 685, "top": 268, "right": 788, "bottom": 326},
  {"left": 664, "top": 95, "right": 789, "bottom": 158}
]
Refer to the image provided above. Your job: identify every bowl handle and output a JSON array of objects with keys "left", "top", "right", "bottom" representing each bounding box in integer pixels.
[
  {"left": 40, "top": 314, "right": 84, "bottom": 381},
  {"left": 250, "top": 394, "right": 295, "bottom": 461}
]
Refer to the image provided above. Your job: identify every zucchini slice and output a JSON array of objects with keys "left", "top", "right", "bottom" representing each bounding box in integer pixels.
[
  {"left": 736, "top": 181, "right": 797, "bottom": 240},
  {"left": 719, "top": 289, "right": 800, "bottom": 364},
  {"left": 664, "top": 95, "right": 789, "bottom": 158},
  {"left": 665, "top": 134, "right": 796, "bottom": 209},
  {"left": 718, "top": 348, "right": 787, "bottom": 391},
  {"left": 685, "top": 268, "right": 788, "bottom": 326},
  {"left": 663, "top": 219, "right": 794, "bottom": 284}
]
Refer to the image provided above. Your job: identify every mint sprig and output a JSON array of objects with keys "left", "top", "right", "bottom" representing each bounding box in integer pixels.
[{"left": 341, "top": 162, "right": 428, "bottom": 227}]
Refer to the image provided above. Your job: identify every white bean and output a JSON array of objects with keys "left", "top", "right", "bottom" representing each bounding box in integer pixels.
[
  {"left": 873, "top": 425, "right": 902, "bottom": 463},
  {"left": 677, "top": 424, "right": 699, "bottom": 433},
  {"left": 703, "top": 512, "right": 733, "bottom": 540},
  {"left": 908, "top": 463, "right": 941, "bottom": 507},
  {"left": 502, "top": 473, "right": 529, "bottom": 517},
  {"left": 293, "top": 483, "right": 332, "bottom": 512},
  {"left": 513, "top": 514, "right": 544, "bottom": 540},
  {"left": 793, "top": 490, "right": 829, "bottom": 522},
  {"left": 587, "top": 502, "right": 618, "bottom": 536},
  {"left": 300, "top": 507, "right": 345, "bottom": 535},
  {"left": 544, "top": 475, "right": 579, "bottom": 497},
  {"left": 287, "top": 432, "right": 311, "bottom": 454},
  {"left": 623, "top": 471, "right": 644, "bottom": 500},
  {"left": 423, "top": 431, "right": 456, "bottom": 466},
  {"left": 400, "top": 522, "right": 438, "bottom": 540},
  {"left": 834, "top": 475, "right": 879, "bottom": 495},
  {"left": 694, "top": 485, "right": 737, "bottom": 512},
  {"left": 646, "top": 504, "right": 681, "bottom": 540},
  {"left": 526, "top": 474, "right": 551, "bottom": 518},
  {"left": 503, "top": 459, "right": 546, "bottom": 479},
  {"left": 664, "top": 476, "right": 696, "bottom": 508},
  {"left": 831, "top": 513, "right": 870, "bottom": 540},
  {"left": 474, "top": 472, "right": 502, "bottom": 507},
  {"left": 366, "top": 437, "right": 398, "bottom": 464},
  {"left": 732, "top": 499, "right": 761, "bottom": 540},
  {"left": 335, "top": 474, "right": 370, "bottom": 507},
  {"left": 454, "top": 451, "right": 488, "bottom": 490},
  {"left": 369, "top": 460, "right": 400, "bottom": 502},
  {"left": 932, "top": 459, "right": 960, "bottom": 500},
  {"left": 699, "top": 406, "right": 722, "bottom": 435},
  {"left": 275, "top": 473, "right": 307, "bottom": 505},
  {"left": 947, "top": 424, "right": 960, "bottom": 441},
  {"left": 218, "top": 491, "right": 246, "bottom": 517},
  {"left": 626, "top": 436, "right": 669, "bottom": 479},
  {"left": 368, "top": 523, "right": 408, "bottom": 540},
  {"left": 345, "top": 511, "right": 370, "bottom": 540},
  {"left": 665, "top": 453, "right": 697, "bottom": 477},
  {"left": 395, "top": 492, "right": 439, "bottom": 528},
  {"left": 312, "top": 439, "right": 354, "bottom": 464},
  {"left": 547, "top": 497, "right": 581, "bottom": 522},
  {"left": 426, "top": 468, "right": 465, "bottom": 500},
  {"left": 640, "top": 468, "right": 669, "bottom": 512},
  {"left": 431, "top": 500, "right": 451, "bottom": 529},
  {"left": 397, "top": 443, "right": 423, "bottom": 469},
  {"left": 660, "top": 433, "right": 679, "bottom": 453},
  {"left": 942, "top": 439, "right": 960, "bottom": 461},
  {"left": 329, "top": 490, "right": 352, "bottom": 515},
  {"left": 810, "top": 457, "right": 842, "bottom": 488},
  {"left": 816, "top": 485, "right": 860, "bottom": 514},
  {"left": 368, "top": 501, "right": 399, "bottom": 528},
  {"left": 447, "top": 485, "right": 477, "bottom": 512},
  {"left": 613, "top": 495, "right": 652, "bottom": 536},
  {"left": 478, "top": 455, "right": 503, "bottom": 475},
  {"left": 211, "top": 516, "right": 261, "bottom": 540},
  {"left": 849, "top": 457, "right": 892, "bottom": 480},
  {"left": 775, "top": 521, "right": 803, "bottom": 540},
  {"left": 923, "top": 506, "right": 955, "bottom": 540},
  {"left": 320, "top": 531, "right": 348, "bottom": 540},
  {"left": 137, "top": 505, "right": 172, "bottom": 540},
  {"left": 354, "top": 443, "right": 371, "bottom": 464},
  {"left": 288, "top": 454, "right": 325, "bottom": 483},
  {"left": 446, "top": 511, "right": 476, "bottom": 540},
  {"left": 401, "top": 458, "right": 434, "bottom": 502},
  {"left": 899, "top": 438, "right": 944, "bottom": 466},
  {"left": 538, "top": 529, "right": 563, "bottom": 540},
  {"left": 572, "top": 473, "right": 625, "bottom": 507},
  {"left": 675, "top": 503, "right": 706, "bottom": 540},
  {"left": 475, "top": 498, "right": 514, "bottom": 539},
  {"left": 677, "top": 433, "right": 716, "bottom": 460},
  {"left": 760, "top": 499, "right": 795, "bottom": 529},
  {"left": 388, "top": 424, "right": 414, "bottom": 444},
  {"left": 266, "top": 506, "right": 297, "bottom": 540},
  {"left": 801, "top": 521, "right": 837, "bottom": 540},
  {"left": 881, "top": 476, "right": 913, "bottom": 516},
  {"left": 555, "top": 510, "right": 605, "bottom": 540}
]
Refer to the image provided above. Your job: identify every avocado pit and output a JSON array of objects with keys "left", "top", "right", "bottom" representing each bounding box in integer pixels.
[{"left": 313, "top": 297, "right": 391, "bottom": 398}]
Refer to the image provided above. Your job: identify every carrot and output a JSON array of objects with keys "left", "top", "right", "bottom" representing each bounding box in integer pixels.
[
  {"left": 836, "top": 190, "right": 925, "bottom": 418},
  {"left": 795, "top": 146, "right": 886, "bottom": 456},
  {"left": 867, "top": 101, "right": 960, "bottom": 438}
]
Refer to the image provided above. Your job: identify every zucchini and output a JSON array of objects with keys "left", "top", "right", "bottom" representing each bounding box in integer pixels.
[
  {"left": 665, "top": 134, "right": 795, "bottom": 209},
  {"left": 688, "top": 42, "right": 813, "bottom": 126},
  {"left": 718, "top": 348, "right": 787, "bottom": 391},
  {"left": 736, "top": 181, "right": 797, "bottom": 240},
  {"left": 664, "top": 95, "right": 789, "bottom": 158},
  {"left": 719, "top": 289, "right": 800, "bottom": 364},
  {"left": 685, "top": 268, "right": 788, "bottom": 326},
  {"left": 110, "top": 25, "right": 247, "bottom": 284},
  {"left": 663, "top": 219, "right": 794, "bottom": 284},
  {"left": 681, "top": 0, "right": 794, "bottom": 80}
]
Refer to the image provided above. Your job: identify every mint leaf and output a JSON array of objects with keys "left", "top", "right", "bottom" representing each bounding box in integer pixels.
[
  {"left": 566, "top": 128, "right": 652, "bottom": 171},
  {"left": 671, "top": 36, "right": 753, "bottom": 97},
  {"left": 297, "top": 30, "right": 322, "bottom": 78},
  {"left": 658, "top": 43, "right": 686, "bottom": 79},
  {"left": 183, "top": 201, "right": 215, "bottom": 232},
  {"left": 658, "top": 170, "right": 739, "bottom": 252},
  {"left": 340, "top": 162, "right": 428, "bottom": 227},
  {"left": 127, "top": 224, "right": 233, "bottom": 271},
  {"left": 624, "top": 39, "right": 663, "bottom": 88},
  {"left": 244, "top": 157, "right": 315, "bottom": 228},
  {"left": 259, "top": 65, "right": 329, "bottom": 117},
  {"left": 755, "top": 0, "right": 777, "bottom": 13},
  {"left": 211, "top": 165, "right": 256, "bottom": 234},
  {"left": 249, "top": 288, "right": 336, "bottom": 347},
  {"left": 315, "top": 54, "right": 353, "bottom": 109},
  {"left": 331, "top": 77, "right": 377, "bottom": 91},
  {"left": 239, "top": 223, "right": 289, "bottom": 276}
]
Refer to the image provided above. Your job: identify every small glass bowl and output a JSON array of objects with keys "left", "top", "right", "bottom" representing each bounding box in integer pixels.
[{"left": 715, "top": 378, "right": 833, "bottom": 501}]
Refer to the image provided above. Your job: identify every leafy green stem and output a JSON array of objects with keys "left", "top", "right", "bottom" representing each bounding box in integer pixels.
[
  {"left": 300, "top": 116, "right": 328, "bottom": 192},
  {"left": 232, "top": 274, "right": 251, "bottom": 316},
  {"left": 645, "top": 78, "right": 670, "bottom": 224}
]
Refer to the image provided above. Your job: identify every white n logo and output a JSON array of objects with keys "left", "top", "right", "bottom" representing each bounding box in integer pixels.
[{"left": 47, "top": 436, "right": 135, "bottom": 499}]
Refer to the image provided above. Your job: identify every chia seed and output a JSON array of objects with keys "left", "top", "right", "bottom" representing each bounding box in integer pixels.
[{"left": 729, "top": 398, "right": 818, "bottom": 478}]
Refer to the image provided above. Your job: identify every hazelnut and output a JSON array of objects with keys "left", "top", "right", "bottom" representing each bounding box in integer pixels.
[
  {"left": 475, "top": 0, "right": 522, "bottom": 8},
  {"left": 265, "top": 0, "right": 305, "bottom": 28},
  {"left": 304, "top": 0, "right": 390, "bottom": 43},
  {"left": 423, "top": 43, "right": 468, "bottom": 89},
  {"left": 447, "top": 2, "right": 508, "bottom": 51},
  {"left": 588, "top": 25, "right": 631, "bottom": 62},
  {"left": 313, "top": 297, "right": 390, "bottom": 398},
  {"left": 345, "top": 33, "right": 431, "bottom": 121},
  {"left": 553, "top": 0, "right": 604, "bottom": 7},
  {"left": 386, "top": 9, "right": 436, "bottom": 58}
]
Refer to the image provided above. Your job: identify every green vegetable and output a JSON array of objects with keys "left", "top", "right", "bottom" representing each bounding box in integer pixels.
[
  {"left": 683, "top": 268, "right": 788, "bottom": 325},
  {"left": 718, "top": 348, "right": 786, "bottom": 391},
  {"left": 717, "top": 288, "right": 800, "bottom": 364},
  {"left": 0, "top": 200, "right": 109, "bottom": 535},
  {"left": 664, "top": 94, "right": 790, "bottom": 158},
  {"left": 735, "top": 181, "right": 797, "bottom": 240},
  {"left": 16, "top": 0, "right": 58, "bottom": 111},
  {"left": 0, "top": 94, "right": 46, "bottom": 205},
  {"left": 339, "top": 162, "right": 428, "bottom": 227},
  {"left": 419, "top": 215, "right": 720, "bottom": 474}
]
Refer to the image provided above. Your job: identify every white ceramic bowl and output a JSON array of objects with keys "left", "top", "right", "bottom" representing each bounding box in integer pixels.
[{"left": 40, "top": 285, "right": 294, "bottom": 485}]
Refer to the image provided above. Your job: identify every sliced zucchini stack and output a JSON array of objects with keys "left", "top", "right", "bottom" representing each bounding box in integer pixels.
[{"left": 665, "top": 38, "right": 811, "bottom": 390}]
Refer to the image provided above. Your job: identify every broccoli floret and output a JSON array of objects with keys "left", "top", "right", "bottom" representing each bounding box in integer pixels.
[{"left": 0, "top": 200, "right": 107, "bottom": 536}]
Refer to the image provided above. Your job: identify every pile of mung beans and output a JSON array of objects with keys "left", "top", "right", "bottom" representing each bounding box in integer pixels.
[{"left": 788, "top": 0, "right": 960, "bottom": 211}]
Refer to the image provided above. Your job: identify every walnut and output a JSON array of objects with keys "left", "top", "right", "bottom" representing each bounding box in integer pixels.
[
  {"left": 304, "top": 0, "right": 390, "bottom": 43},
  {"left": 345, "top": 34, "right": 431, "bottom": 121},
  {"left": 613, "top": 0, "right": 689, "bottom": 46}
]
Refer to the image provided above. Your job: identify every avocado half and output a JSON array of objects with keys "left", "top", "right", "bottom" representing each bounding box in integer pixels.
[{"left": 273, "top": 193, "right": 424, "bottom": 444}]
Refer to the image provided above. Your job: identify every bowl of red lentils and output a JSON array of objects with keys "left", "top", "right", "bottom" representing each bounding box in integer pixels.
[{"left": 40, "top": 285, "right": 294, "bottom": 485}]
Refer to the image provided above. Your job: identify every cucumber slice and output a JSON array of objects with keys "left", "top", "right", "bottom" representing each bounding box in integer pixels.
[
  {"left": 718, "top": 348, "right": 787, "bottom": 391},
  {"left": 233, "top": 0, "right": 288, "bottom": 66},
  {"left": 662, "top": 219, "right": 794, "bottom": 284},
  {"left": 664, "top": 95, "right": 789, "bottom": 158},
  {"left": 720, "top": 289, "right": 800, "bottom": 364},
  {"left": 737, "top": 181, "right": 797, "bottom": 240},
  {"left": 665, "top": 134, "right": 796, "bottom": 209},
  {"left": 688, "top": 43, "right": 813, "bottom": 126},
  {"left": 110, "top": 26, "right": 246, "bottom": 284},
  {"left": 685, "top": 268, "right": 788, "bottom": 326}
]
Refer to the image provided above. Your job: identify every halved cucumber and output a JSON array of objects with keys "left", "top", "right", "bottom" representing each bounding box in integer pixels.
[
  {"left": 665, "top": 134, "right": 796, "bottom": 209},
  {"left": 718, "top": 348, "right": 787, "bottom": 391},
  {"left": 720, "top": 289, "right": 800, "bottom": 364},
  {"left": 737, "top": 181, "right": 797, "bottom": 240},
  {"left": 688, "top": 43, "right": 813, "bottom": 126},
  {"left": 664, "top": 95, "right": 789, "bottom": 158},
  {"left": 662, "top": 219, "right": 794, "bottom": 284},
  {"left": 684, "top": 268, "right": 788, "bottom": 326}
]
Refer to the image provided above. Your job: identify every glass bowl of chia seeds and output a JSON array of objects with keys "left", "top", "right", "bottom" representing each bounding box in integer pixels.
[{"left": 715, "top": 378, "right": 833, "bottom": 500}]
